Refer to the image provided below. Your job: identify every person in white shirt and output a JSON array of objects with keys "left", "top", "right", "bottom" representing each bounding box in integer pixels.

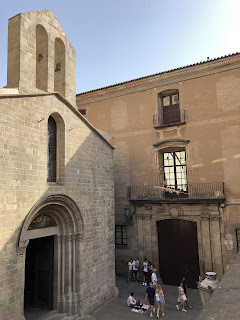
[
  {"left": 127, "top": 258, "right": 133, "bottom": 283},
  {"left": 132, "top": 257, "right": 140, "bottom": 282},
  {"left": 142, "top": 258, "right": 148, "bottom": 286},
  {"left": 127, "top": 292, "right": 137, "bottom": 307},
  {"left": 151, "top": 268, "right": 158, "bottom": 287}
]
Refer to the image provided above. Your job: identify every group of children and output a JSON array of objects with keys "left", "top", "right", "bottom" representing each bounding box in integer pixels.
[{"left": 127, "top": 258, "right": 192, "bottom": 317}]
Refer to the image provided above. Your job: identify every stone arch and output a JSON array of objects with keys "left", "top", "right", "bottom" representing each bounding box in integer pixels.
[
  {"left": 19, "top": 194, "right": 84, "bottom": 316},
  {"left": 19, "top": 194, "right": 84, "bottom": 250},
  {"left": 36, "top": 24, "right": 48, "bottom": 91},
  {"left": 54, "top": 37, "right": 66, "bottom": 97}
]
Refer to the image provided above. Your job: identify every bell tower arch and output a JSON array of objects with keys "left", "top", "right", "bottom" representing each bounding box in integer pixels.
[{"left": 6, "top": 10, "right": 76, "bottom": 106}]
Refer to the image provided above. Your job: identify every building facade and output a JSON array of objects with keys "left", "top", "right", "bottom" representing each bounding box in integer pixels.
[
  {"left": 0, "top": 10, "right": 115, "bottom": 320},
  {"left": 77, "top": 53, "right": 240, "bottom": 287}
]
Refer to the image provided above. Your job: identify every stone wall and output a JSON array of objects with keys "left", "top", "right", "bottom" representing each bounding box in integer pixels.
[
  {"left": 0, "top": 91, "right": 115, "bottom": 319},
  {"left": 198, "top": 252, "right": 240, "bottom": 320},
  {"left": 77, "top": 54, "right": 240, "bottom": 280}
]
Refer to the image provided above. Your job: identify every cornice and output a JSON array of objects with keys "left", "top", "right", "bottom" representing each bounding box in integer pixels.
[
  {"left": 153, "top": 139, "right": 190, "bottom": 148},
  {"left": 77, "top": 55, "right": 240, "bottom": 105}
]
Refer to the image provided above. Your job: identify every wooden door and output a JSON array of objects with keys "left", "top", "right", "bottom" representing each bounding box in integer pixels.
[
  {"left": 157, "top": 219, "right": 200, "bottom": 288},
  {"left": 34, "top": 236, "right": 54, "bottom": 309},
  {"left": 162, "top": 93, "right": 180, "bottom": 125}
]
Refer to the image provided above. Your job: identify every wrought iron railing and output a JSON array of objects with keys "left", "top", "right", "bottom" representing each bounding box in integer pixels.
[
  {"left": 128, "top": 182, "right": 225, "bottom": 201},
  {"left": 153, "top": 109, "right": 186, "bottom": 128}
]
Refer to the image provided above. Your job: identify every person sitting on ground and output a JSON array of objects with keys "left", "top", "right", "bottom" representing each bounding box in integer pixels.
[
  {"left": 145, "top": 282, "right": 156, "bottom": 318},
  {"left": 127, "top": 292, "right": 137, "bottom": 307}
]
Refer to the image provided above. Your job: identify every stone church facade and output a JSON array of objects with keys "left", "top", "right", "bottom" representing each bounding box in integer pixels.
[
  {"left": 0, "top": 10, "right": 115, "bottom": 320},
  {"left": 77, "top": 53, "right": 240, "bottom": 287}
]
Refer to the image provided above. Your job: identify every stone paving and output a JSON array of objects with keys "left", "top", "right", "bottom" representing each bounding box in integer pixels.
[
  {"left": 24, "top": 277, "right": 203, "bottom": 319},
  {"left": 94, "top": 277, "right": 203, "bottom": 320}
]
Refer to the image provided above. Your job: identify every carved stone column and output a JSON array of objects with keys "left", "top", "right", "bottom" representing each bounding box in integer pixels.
[
  {"left": 201, "top": 213, "right": 224, "bottom": 278},
  {"left": 135, "top": 214, "right": 153, "bottom": 262},
  {"left": 56, "top": 235, "right": 62, "bottom": 311},
  {"left": 18, "top": 240, "right": 29, "bottom": 320},
  {"left": 210, "top": 217, "right": 224, "bottom": 278},
  {"left": 64, "top": 233, "right": 73, "bottom": 314},
  {"left": 74, "top": 232, "right": 84, "bottom": 315},
  {"left": 72, "top": 233, "right": 78, "bottom": 315},
  {"left": 201, "top": 216, "right": 213, "bottom": 274},
  {"left": 58, "top": 234, "right": 66, "bottom": 313}
]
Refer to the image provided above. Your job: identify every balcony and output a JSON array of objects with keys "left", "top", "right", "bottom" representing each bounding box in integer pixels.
[
  {"left": 128, "top": 182, "right": 225, "bottom": 203},
  {"left": 153, "top": 109, "right": 186, "bottom": 128}
]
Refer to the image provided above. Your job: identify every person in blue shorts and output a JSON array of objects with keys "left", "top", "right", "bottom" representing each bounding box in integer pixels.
[{"left": 155, "top": 284, "right": 165, "bottom": 318}]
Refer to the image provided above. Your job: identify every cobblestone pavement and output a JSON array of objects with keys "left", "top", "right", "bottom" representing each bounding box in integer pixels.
[{"left": 94, "top": 277, "right": 203, "bottom": 320}]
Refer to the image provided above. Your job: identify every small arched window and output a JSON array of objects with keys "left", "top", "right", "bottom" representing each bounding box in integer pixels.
[
  {"left": 47, "top": 116, "right": 57, "bottom": 182},
  {"left": 54, "top": 38, "right": 65, "bottom": 97},
  {"left": 36, "top": 24, "right": 48, "bottom": 91}
]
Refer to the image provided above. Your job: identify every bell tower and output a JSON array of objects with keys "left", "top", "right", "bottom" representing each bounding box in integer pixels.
[{"left": 7, "top": 10, "right": 76, "bottom": 106}]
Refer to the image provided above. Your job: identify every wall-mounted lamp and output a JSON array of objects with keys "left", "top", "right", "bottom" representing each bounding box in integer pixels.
[
  {"left": 123, "top": 206, "right": 132, "bottom": 226},
  {"left": 219, "top": 203, "right": 226, "bottom": 208}
]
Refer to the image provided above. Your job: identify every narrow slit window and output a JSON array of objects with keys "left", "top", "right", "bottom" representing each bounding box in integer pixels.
[
  {"left": 236, "top": 229, "right": 240, "bottom": 251},
  {"left": 47, "top": 116, "right": 57, "bottom": 182}
]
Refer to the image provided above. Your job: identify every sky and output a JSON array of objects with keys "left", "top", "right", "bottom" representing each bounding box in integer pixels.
[{"left": 0, "top": 0, "right": 240, "bottom": 93}]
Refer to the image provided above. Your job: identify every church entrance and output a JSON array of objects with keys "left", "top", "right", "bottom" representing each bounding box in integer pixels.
[
  {"left": 157, "top": 219, "right": 200, "bottom": 288},
  {"left": 24, "top": 236, "right": 54, "bottom": 312}
]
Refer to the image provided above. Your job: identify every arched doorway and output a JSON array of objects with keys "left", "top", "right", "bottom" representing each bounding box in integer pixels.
[
  {"left": 18, "top": 194, "right": 84, "bottom": 319},
  {"left": 157, "top": 219, "right": 200, "bottom": 288},
  {"left": 24, "top": 236, "right": 54, "bottom": 318}
]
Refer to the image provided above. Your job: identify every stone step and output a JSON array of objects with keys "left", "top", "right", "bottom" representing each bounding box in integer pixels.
[
  {"left": 47, "top": 314, "right": 67, "bottom": 320},
  {"left": 38, "top": 311, "right": 58, "bottom": 320},
  {"left": 39, "top": 311, "right": 96, "bottom": 320}
]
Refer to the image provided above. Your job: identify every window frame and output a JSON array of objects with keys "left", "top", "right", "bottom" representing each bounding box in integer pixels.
[
  {"left": 115, "top": 225, "right": 128, "bottom": 246},
  {"left": 163, "top": 150, "right": 187, "bottom": 191},
  {"left": 162, "top": 93, "right": 179, "bottom": 107}
]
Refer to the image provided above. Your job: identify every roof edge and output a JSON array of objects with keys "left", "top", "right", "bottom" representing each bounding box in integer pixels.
[
  {"left": 0, "top": 91, "right": 114, "bottom": 149},
  {"left": 77, "top": 52, "right": 240, "bottom": 96}
]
